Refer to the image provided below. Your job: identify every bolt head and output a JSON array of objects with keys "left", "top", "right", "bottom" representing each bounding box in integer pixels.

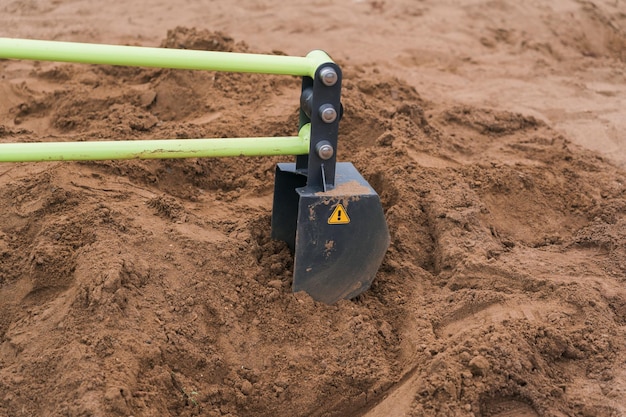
[
  {"left": 316, "top": 142, "right": 334, "bottom": 160},
  {"left": 319, "top": 105, "right": 338, "bottom": 123},
  {"left": 319, "top": 67, "right": 338, "bottom": 86}
]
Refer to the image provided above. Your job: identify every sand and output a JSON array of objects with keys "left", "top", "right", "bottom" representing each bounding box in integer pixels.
[{"left": 1, "top": 1, "right": 626, "bottom": 416}]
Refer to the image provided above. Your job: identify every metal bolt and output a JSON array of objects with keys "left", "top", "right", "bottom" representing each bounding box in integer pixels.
[
  {"left": 319, "top": 104, "right": 338, "bottom": 123},
  {"left": 319, "top": 67, "right": 338, "bottom": 86},
  {"left": 316, "top": 141, "right": 334, "bottom": 160}
]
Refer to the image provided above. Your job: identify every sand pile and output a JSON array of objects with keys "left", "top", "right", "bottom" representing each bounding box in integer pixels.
[{"left": 1, "top": 26, "right": 626, "bottom": 417}]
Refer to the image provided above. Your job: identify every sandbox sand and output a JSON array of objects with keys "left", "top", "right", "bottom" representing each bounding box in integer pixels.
[{"left": 1, "top": 1, "right": 626, "bottom": 416}]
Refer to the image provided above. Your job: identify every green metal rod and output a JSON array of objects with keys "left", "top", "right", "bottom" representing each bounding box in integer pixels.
[
  {"left": 0, "top": 124, "right": 310, "bottom": 162},
  {"left": 0, "top": 38, "right": 333, "bottom": 77}
]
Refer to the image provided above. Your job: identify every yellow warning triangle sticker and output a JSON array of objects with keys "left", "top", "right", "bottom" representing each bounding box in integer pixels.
[{"left": 328, "top": 203, "right": 350, "bottom": 224}]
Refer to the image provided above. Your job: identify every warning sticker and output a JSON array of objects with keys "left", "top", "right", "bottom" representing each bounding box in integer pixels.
[{"left": 328, "top": 203, "right": 350, "bottom": 224}]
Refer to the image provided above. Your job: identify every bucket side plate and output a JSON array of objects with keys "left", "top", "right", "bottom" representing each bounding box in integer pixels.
[{"left": 271, "top": 163, "right": 307, "bottom": 251}]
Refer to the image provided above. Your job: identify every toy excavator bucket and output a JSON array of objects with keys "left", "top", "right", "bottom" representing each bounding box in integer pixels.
[
  {"left": 0, "top": 38, "right": 390, "bottom": 304},
  {"left": 272, "top": 162, "right": 389, "bottom": 304}
]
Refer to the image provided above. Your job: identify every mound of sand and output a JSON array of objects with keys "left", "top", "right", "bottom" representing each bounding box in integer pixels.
[{"left": 1, "top": 19, "right": 626, "bottom": 417}]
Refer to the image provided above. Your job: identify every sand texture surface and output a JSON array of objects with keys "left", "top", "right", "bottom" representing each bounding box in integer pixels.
[{"left": 1, "top": 1, "right": 626, "bottom": 416}]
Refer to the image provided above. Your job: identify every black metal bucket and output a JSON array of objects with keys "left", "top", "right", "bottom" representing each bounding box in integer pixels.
[{"left": 272, "top": 162, "right": 390, "bottom": 304}]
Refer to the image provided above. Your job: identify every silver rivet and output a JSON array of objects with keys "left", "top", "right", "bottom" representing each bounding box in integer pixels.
[
  {"left": 319, "top": 67, "right": 338, "bottom": 86},
  {"left": 316, "top": 141, "right": 334, "bottom": 160},
  {"left": 319, "top": 104, "right": 337, "bottom": 123}
]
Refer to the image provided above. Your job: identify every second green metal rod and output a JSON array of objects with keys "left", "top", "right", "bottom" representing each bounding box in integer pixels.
[{"left": 0, "top": 125, "right": 311, "bottom": 162}]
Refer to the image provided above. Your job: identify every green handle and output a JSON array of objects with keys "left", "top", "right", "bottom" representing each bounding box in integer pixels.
[
  {"left": 0, "top": 38, "right": 333, "bottom": 77},
  {"left": 0, "top": 124, "right": 310, "bottom": 162}
]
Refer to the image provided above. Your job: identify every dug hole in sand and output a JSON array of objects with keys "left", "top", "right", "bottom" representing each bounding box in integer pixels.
[{"left": 2, "top": 1, "right": 626, "bottom": 416}]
